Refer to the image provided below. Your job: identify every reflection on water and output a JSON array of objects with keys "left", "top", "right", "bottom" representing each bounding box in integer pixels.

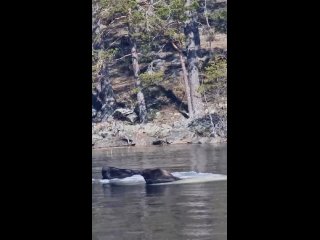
[{"left": 92, "top": 144, "right": 227, "bottom": 240}]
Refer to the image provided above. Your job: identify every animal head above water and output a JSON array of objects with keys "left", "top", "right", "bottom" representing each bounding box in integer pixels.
[{"left": 140, "top": 168, "right": 181, "bottom": 184}]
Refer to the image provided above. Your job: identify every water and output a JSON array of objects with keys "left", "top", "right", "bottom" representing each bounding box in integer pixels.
[{"left": 92, "top": 144, "right": 227, "bottom": 240}]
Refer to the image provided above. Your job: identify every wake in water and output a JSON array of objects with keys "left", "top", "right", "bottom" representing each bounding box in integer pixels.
[{"left": 92, "top": 171, "right": 227, "bottom": 185}]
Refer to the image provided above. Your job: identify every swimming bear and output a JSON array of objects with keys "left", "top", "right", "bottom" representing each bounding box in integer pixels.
[
  {"left": 140, "top": 168, "right": 181, "bottom": 184},
  {"left": 102, "top": 166, "right": 141, "bottom": 179},
  {"left": 101, "top": 166, "right": 180, "bottom": 184}
]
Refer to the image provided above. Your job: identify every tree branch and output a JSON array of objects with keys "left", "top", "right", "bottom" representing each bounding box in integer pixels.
[
  {"left": 109, "top": 53, "right": 143, "bottom": 66},
  {"left": 171, "top": 41, "right": 182, "bottom": 53}
]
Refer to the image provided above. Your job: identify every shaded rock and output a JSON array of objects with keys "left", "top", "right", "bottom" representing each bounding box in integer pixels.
[
  {"left": 92, "top": 108, "right": 97, "bottom": 118},
  {"left": 113, "top": 108, "right": 138, "bottom": 123},
  {"left": 126, "top": 114, "right": 138, "bottom": 123},
  {"left": 210, "top": 136, "right": 226, "bottom": 144},
  {"left": 92, "top": 134, "right": 103, "bottom": 141},
  {"left": 143, "top": 123, "right": 161, "bottom": 137},
  {"left": 188, "top": 113, "right": 227, "bottom": 138},
  {"left": 100, "top": 131, "right": 109, "bottom": 138},
  {"left": 93, "top": 137, "right": 134, "bottom": 148},
  {"left": 152, "top": 139, "right": 169, "bottom": 145},
  {"left": 161, "top": 124, "right": 172, "bottom": 129},
  {"left": 92, "top": 109, "right": 227, "bottom": 148},
  {"left": 197, "top": 137, "right": 211, "bottom": 144},
  {"left": 166, "top": 129, "right": 194, "bottom": 144},
  {"left": 92, "top": 134, "right": 103, "bottom": 147},
  {"left": 159, "top": 128, "right": 171, "bottom": 138},
  {"left": 133, "top": 134, "right": 157, "bottom": 146}
]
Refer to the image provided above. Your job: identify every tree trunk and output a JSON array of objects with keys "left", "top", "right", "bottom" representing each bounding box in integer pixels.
[
  {"left": 128, "top": 8, "right": 147, "bottom": 123},
  {"left": 172, "top": 41, "right": 193, "bottom": 118},
  {"left": 179, "top": 51, "right": 193, "bottom": 118},
  {"left": 131, "top": 39, "right": 147, "bottom": 123},
  {"left": 97, "top": 60, "right": 116, "bottom": 121},
  {"left": 184, "top": 0, "right": 205, "bottom": 118},
  {"left": 92, "top": 0, "right": 116, "bottom": 122}
]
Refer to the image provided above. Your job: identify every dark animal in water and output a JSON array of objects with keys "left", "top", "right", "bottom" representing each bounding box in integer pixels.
[
  {"left": 102, "top": 166, "right": 180, "bottom": 184},
  {"left": 140, "top": 168, "right": 181, "bottom": 184},
  {"left": 102, "top": 166, "right": 141, "bottom": 179}
]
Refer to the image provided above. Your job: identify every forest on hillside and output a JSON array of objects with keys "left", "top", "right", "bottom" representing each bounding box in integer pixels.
[{"left": 92, "top": 0, "right": 227, "bottom": 148}]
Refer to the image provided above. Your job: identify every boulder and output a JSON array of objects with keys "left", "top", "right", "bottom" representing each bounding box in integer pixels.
[{"left": 113, "top": 108, "right": 138, "bottom": 123}]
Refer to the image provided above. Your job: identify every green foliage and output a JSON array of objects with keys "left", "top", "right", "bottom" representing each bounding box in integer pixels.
[
  {"left": 164, "top": 28, "right": 185, "bottom": 43},
  {"left": 154, "top": 0, "right": 187, "bottom": 22},
  {"left": 139, "top": 44, "right": 153, "bottom": 63},
  {"left": 131, "top": 10, "right": 144, "bottom": 24},
  {"left": 170, "top": 0, "right": 187, "bottom": 21},
  {"left": 106, "top": 48, "right": 119, "bottom": 60},
  {"left": 210, "top": 8, "right": 227, "bottom": 22},
  {"left": 93, "top": 0, "right": 228, "bottom": 112},
  {"left": 92, "top": 49, "right": 118, "bottom": 71},
  {"left": 185, "top": 0, "right": 200, "bottom": 11},
  {"left": 199, "top": 57, "right": 227, "bottom": 94},
  {"left": 205, "top": 57, "right": 227, "bottom": 80},
  {"left": 191, "top": 0, "right": 200, "bottom": 9},
  {"left": 139, "top": 32, "right": 151, "bottom": 43},
  {"left": 155, "top": 4, "right": 170, "bottom": 19},
  {"left": 100, "top": 0, "right": 134, "bottom": 15},
  {"left": 92, "top": 48, "right": 119, "bottom": 84},
  {"left": 92, "top": 50, "right": 99, "bottom": 62},
  {"left": 140, "top": 71, "right": 165, "bottom": 86},
  {"left": 131, "top": 87, "right": 140, "bottom": 94},
  {"left": 209, "top": 7, "right": 227, "bottom": 33}
]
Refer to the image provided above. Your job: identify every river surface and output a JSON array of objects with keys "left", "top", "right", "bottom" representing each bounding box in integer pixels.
[{"left": 92, "top": 144, "right": 227, "bottom": 240}]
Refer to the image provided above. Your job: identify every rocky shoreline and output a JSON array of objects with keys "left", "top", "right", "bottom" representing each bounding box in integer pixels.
[{"left": 92, "top": 112, "right": 227, "bottom": 149}]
